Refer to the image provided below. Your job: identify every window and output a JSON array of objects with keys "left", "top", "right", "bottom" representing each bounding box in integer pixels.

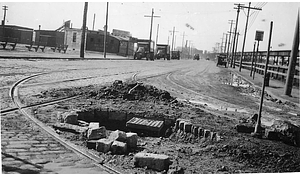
[
  {"left": 73, "top": 32, "right": 77, "bottom": 42},
  {"left": 90, "top": 38, "right": 94, "bottom": 42}
]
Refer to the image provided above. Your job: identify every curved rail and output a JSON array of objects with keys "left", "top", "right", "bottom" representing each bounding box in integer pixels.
[{"left": 9, "top": 74, "right": 123, "bottom": 174}]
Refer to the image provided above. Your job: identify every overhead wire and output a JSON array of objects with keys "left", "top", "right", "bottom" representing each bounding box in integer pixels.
[{"left": 248, "top": 2, "right": 267, "bottom": 30}]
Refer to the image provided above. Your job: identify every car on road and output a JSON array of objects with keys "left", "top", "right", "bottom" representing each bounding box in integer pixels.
[
  {"left": 216, "top": 54, "right": 227, "bottom": 68},
  {"left": 193, "top": 54, "right": 200, "bottom": 60},
  {"left": 171, "top": 51, "right": 180, "bottom": 60}
]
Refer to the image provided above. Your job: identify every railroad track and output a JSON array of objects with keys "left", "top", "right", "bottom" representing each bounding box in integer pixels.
[
  {"left": 7, "top": 72, "right": 123, "bottom": 174},
  {"left": 1, "top": 70, "right": 138, "bottom": 115}
]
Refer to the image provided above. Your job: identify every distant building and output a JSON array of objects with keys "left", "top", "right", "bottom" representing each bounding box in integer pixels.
[
  {"left": 64, "top": 28, "right": 86, "bottom": 51},
  {"left": 0, "top": 25, "right": 33, "bottom": 44}
]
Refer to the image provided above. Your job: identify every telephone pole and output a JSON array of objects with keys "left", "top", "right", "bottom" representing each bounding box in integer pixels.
[
  {"left": 181, "top": 32, "right": 187, "bottom": 54},
  {"left": 233, "top": 31, "right": 240, "bottom": 68},
  {"left": 104, "top": 2, "right": 109, "bottom": 59},
  {"left": 155, "top": 24, "right": 159, "bottom": 45},
  {"left": 231, "top": 3, "right": 244, "bottom": 67},
  {"left": 224, "top": 33, "right": 228, "bottom": 54},
  {"left": 227, "top": 20, "right": 235, "bottom": 58},
  {"left": 2, "top": 5, "right": 8, "bottom": 25},
  {"left": 92, "top": 13, "right": 96, "bottom": 31},
  {"left": 144, "top": 8, "right": 160, "bottom": 59},
  {"left": 239, "top": 2, "right": 262, "bottom": 72},
  {"left": 170, "top": 27, "right": 179, "bottom": 51},
  {"left": 80, "top": 2, "right": 88, "bottom": 58}
]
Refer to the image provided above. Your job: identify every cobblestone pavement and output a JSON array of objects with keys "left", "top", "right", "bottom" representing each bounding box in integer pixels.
[{"left": 1, "top": 111, "right": 110, "bottom": 174}]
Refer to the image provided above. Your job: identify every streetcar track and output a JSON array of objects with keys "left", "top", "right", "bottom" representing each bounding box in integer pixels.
[
  {"left": 9, "top": 73, "right": 122, "bottom": 173},
  {"left": 1, "top": 71, "right": 138, "bottom": 114}
]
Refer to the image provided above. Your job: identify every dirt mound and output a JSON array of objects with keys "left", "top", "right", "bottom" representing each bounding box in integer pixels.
[{"left": 88, "top": 80, "right": 175, "bottom": 102}]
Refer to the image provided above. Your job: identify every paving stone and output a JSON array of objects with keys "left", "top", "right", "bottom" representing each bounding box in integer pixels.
[
  {"left": 4, "top": 149, "right": 28, "bottom": 153},
  {"left": 87, "top": 126, "right": 106, "bottom": 140},
  {"left": 9, "top": 140, "right": 40, "bottom": 144},
  {"left": 126, "top": 132, "right": 138, "bottom": 149},
  {"left": 109, "top": 130, "right": 127, "bottom": 142},
  {"left": 111, "top": 141, "right": 127, "bottom": 154},
  {"left": 6, "top": 144, "right": 32, "bottom": 149},
  {"left": 134, "top": 152, "right": 171, "bottom": 171},
  {"left": 96, "top": 138, "right": 113, "bottom": 153}
]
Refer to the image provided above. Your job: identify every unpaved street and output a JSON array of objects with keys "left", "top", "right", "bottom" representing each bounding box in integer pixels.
[{"left": 1, "top": 58, "right": 300, "bottom": 173}]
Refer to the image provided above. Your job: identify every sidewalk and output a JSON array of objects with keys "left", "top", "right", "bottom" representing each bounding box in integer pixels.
[
  {"left": 0, "top": 44, "right": 131, "bottom": 60},
  {"left": 229, "top": 66, "right": 300, "bottom": 108}
]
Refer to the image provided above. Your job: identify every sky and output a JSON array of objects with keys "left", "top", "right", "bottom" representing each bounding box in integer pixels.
[{"left": 0, "top": 1, "right": 299, "bottom": 52}]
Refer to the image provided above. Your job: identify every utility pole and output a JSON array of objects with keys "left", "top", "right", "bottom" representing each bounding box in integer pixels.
[
  {"left": 92, "top": 13, "right": 96, "bottom": 31},
  {"left": 80, "top": 2, "right": 88, "bottom": 58},
  {"left": 250, "top": 41, "right": 256, "bottom": 77},
  {"left": 254, "top": 21, "right": 273, "bottom": 136},
  {"left": 224, "top": 33, "right": 228, "bottom": 54},
  {"left": 239, "top": 2, "right": 262, "bottom": 72},
  {"left": 2, "top": 5, "right": 8, "bottom": 25},
  {"left": 104, "top": 2, "right": 109, "bottom": 59},
  {"left": 233, "top": 31, "right": 240, "bottom": 68},
  {"left": 155, "top": 24, "right": 159, "bottom": 45},
  {"left": 284, "top": 10, "right": 299, "bottom": 96},
  {"left": 227, "top": 20, "right": 235, "bottom": 58},
  {"left": 170, "top": 26, "right": 179, "bottom": 51},
  {"left": 221, "top": 33, "right": 225, "bottom": 53},
  {"left": 231, "top": 3, "right": 244, "bottom": 67},
  {"left": 144, "top": 8, "right": 160, "bottom": 60},
  {"left": 181, "top": 32, "right": 187, "bottom": 57}
]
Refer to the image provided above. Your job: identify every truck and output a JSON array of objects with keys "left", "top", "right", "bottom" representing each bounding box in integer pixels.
[
  {"left": 133, "top": 39, "right": 155, "bottom": 61},
  {"left": 155, "top": 44, "right": 170, "bottom": 60},
  {"left": 171, "top": 50, "right": 180, "bottom": 60},
  {"left": 216, "top": 53, "right": 227, "bottom": 68}
]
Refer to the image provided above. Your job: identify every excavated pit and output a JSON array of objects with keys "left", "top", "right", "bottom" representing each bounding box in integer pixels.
[{"left": 76, "top": 107, "right": 175, "bottom": 137}]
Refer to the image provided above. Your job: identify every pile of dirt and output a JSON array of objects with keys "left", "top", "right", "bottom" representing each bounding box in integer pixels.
[{"left": 88, "top": 80, "right": 175, "bottom": 102}]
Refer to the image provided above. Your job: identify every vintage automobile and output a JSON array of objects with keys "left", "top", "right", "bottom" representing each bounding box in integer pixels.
[
  {"left": 216, "top": 54, "right": 227, "bottom": 68},
  {"left": 171, "top": 51, "right": 180, "bottom": 60},
  {"left": 193, "top": 54, "right": 200, "bottom": 60}
]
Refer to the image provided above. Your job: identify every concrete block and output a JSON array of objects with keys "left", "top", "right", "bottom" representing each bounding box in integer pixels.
[
  {"left": 210, "top": 132, "right": 217, "bottom": 140},
  {"left": 89, "top": 122, "right": 99, "bottom": 129},
  {"left": 111, "top": 141, "right": 127, "bottom": 154},
  {"left": 193, "top": 126, "right": 198, "bottom": 137},
  {"left": 53, "top": 123, "right": 88, "bottom": 134},
  {"left": 87, "top": 126, "right": 106, "bottom": 140},
  {"left": 134, "top": 152, "right": 171, "bottom": 171},
  {"left": 126, "top": 132, "right": 138, "bottom": 149},
  {"left": 96, "top": 138, "right": 113, "bottom": 153},
  {"left": 198, "top": 128, "right": 204, "bottom": 137},
  {"left": 109, "top": 130, "right": 127, "bottom": 142},
  {"left": 184, "top": 122, "right": 192, "bottom": 133},
  {"left": 86, "top": 140, "right": 98, "bottom": 150},
  {"left": 204, "top": 129, "right": 211, "bottom": 138},
  {"left": 60, "top": 111, "right": 78, "bottom": 125},
  {"left": 179, "top": 120, "right": 185, "bottom": 131}
]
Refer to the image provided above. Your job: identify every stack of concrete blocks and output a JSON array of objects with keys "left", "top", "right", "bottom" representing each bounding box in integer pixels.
[
  {"left": 134, "top": 152, "right": 171, "bottom": 172},
  {"left": 93, "top": 129, "right": 138, "bottom": 155},
  {"left": 174, "top": 118, "right": 221, "bottom": 141}
]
